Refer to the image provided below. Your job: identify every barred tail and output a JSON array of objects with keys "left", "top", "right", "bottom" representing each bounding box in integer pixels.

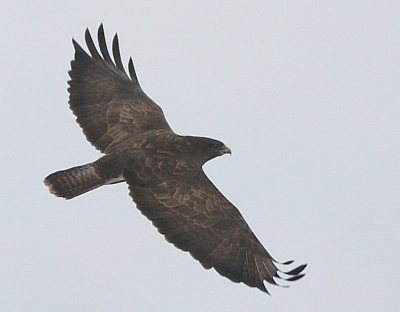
[{"left": 44, "top": 164, "right": 104, "bottom": 199}]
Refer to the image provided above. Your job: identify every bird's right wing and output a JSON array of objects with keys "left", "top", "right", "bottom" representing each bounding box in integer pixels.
[{"left": 68, "top": 24, "right": 172, "bottom": 154}]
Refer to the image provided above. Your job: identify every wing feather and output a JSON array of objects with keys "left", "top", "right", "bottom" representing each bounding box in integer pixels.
[
  {"left": 128, "top": 57, "right": 140, "bottom": 86},
  {"left": 97, "top": 24, "right": 114, "bottom": 65},
  {"left": 112, "top": 34, "right": 126, "bottom": 74},
  {"left": 68, "top": 25, "right": 172, "bottom": 154},
  {"left": 84, "top": 28, "right": 102, "bottom": 60},
  {"left": 123, "top": 157, "right": 306, "bottom": 293}
]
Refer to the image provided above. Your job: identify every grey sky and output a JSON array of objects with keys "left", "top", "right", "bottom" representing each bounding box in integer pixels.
[{"left": 1, "top": 1, "right": 399, "bottom": 311}]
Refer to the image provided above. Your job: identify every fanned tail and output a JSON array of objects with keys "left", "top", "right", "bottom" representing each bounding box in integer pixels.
[{"left": 44, "top": 164, "right": 103, "bottom": 199}]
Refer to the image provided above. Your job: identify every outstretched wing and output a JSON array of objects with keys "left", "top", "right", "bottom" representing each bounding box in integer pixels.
[
  {"left": 68, "top": 24, "right": 172, "bottom": 154},
  {"left": 123, "top": 158, "right": 306, "bottom": 293}
]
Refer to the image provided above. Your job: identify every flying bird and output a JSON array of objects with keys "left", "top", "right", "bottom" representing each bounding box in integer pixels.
[{"left": 44, "top": 25, "right": 306, "bottom": 294}]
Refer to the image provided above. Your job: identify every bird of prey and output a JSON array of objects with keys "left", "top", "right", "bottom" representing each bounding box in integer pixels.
[{"left": 44, "top": 25, "right": 306, "bottom": 294}]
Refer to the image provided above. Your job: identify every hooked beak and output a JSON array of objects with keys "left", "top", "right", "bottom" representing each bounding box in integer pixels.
[{"left": 220, "top": 145, "right": 232, "bottom": 156}]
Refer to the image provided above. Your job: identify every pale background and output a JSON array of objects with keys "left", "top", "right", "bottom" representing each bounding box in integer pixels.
[{"left": 1, "top": 1, "right": 399, "bottom": 311}]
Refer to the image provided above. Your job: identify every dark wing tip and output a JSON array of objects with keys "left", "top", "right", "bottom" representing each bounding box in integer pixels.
[
  {"left": 284, "top": 263, "right": 307, "bottom": 276},
  {"left": 285, "top": 274, "right": 306, "bottom": 282},
  {"left": 112, "top": 34, "right": 126, "bottom": 74},
  {"left": 128, "top": 57, "right": 140, "bottom": 86},
  {"left": 275, "top": 262, "right": 307, "bottom": 285},
  {"left": 260, "top": 285, "right": 272, "bottom": 295},
  {"left": 71, "top": 38, "right": 81, "bottom": 51},
  {"left": 97, "top": 24, "right": 114, "bottom": 65},
  {"left": 75, "top": 25, "right": 140, "bottom": 87},
  {"left": 84, "top": 28, "right": 102, "bottom": 60}
]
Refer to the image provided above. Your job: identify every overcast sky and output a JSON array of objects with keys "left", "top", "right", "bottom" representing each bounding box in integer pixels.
[{"left": 1, "top": 1, "right": 399, "bottom": 311}]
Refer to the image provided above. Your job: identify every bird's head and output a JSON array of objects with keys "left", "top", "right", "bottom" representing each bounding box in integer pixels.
[
  {"left": 210, "top": 140, "right": 232, "bottom": 157},
  {"left": 183, "top": 136, "right": 231, "bottom": 164}
]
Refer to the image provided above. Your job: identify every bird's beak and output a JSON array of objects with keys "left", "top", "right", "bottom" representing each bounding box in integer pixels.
[{"left": 220, "top": 145, "right": 232, "bottom": 156}]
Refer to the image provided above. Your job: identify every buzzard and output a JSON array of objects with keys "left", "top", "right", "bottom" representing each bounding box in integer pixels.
[{"left": 44, "top": 25, "right": 306, "bottom": 294}]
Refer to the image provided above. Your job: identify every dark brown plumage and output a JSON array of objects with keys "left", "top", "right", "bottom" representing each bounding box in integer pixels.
[{"left": 44, "top": 24, "right": 306, "bottom": 294}]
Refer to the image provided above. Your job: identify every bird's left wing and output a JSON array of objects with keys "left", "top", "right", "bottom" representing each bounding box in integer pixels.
[{"left": 123, "top": 158, "right": 306, "bottom": 293}]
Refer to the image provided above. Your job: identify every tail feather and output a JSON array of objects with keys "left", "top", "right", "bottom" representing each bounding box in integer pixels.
[{"left": 44, "top": 164, "right": 103, "bottom": 199}]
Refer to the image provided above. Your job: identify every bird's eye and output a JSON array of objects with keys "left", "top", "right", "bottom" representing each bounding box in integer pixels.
[{"left": 212, "top": 143, "right": 220, "bottom": 150}]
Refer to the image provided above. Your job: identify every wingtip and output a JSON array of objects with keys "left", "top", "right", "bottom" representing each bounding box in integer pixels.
[
  {"left": 71, "top": 38, "right": 85, "bottom": 54},
  {"left": 84, "top": 27, "right": 90, "bottom": 40},
  {"left": 257, "top": 281, "right": 272, "bottom": 295},
  {"left": 272, "top": 260, "right": 307, "bottom": 287},
  {"left": 285, "top": 263, "right": 307, "bottom": 276},
  {"left": 74, "top": 25, "right": 137, "bottom": 83},
  {"left": 97, "top": 24, "right": 114, "bottom": 65},
  {"left": 112, "top": 33, "right": 126, "bottom": 73},
  {"left": 98, "top": 23, "right": 104, "bottom": 33},
  {"left": 280, "top": 259, "right": 295, "bottom": 265},
  {"left": 128, "top": 57, "right": 140, "bottom": 86},
  {"left": 285, "top": 273, "right": 306, "bottom": 282}
]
